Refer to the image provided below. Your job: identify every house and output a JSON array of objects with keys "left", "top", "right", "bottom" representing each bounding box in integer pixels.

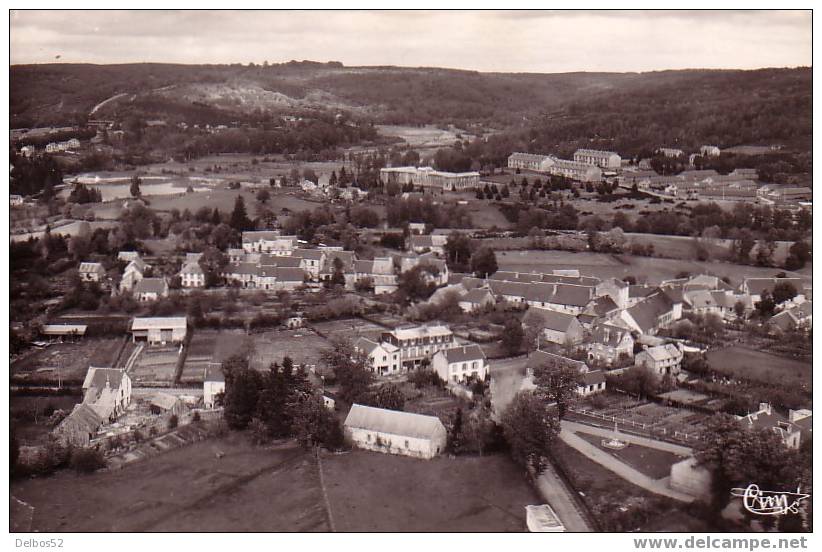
[
  {"left": 10, "top": 194, "right": 24, "bottom": 206},
  {"left": 52, "top": 403, "right": 103, "bottom": 447},
  {"left": 739, "top": 277, "right": 804, "bottom": 304},
  {"left": 130, "top": 316, "right": 187, "bottom": 344},
  {"left": 133, "top": 277, "right": 169, "bottom": 301},
  {"left": 522, "top": 307, "right": 584, "bottom": 346},
  {"left": 394, "top": 253, "right": 449, "bottom": 287},
  {"left": 698, "top": 145, "right": 720, "bottom": 157},
  {"left": 355, "top": 257, "right": 398, "bottom": 295},
  {"left": 380, "top": 324, "right": 456, "bottom": 369},
  {"left": 595, "top": 277, "right": 630, "bottom": 309},
  {"left": 507, "top": 152, "right": 555, "bottom": 172},
  {"left": 619, "top": 291, "right": 678, "bottom": 335},
  {"left": 82, "top": 367, "right": 132, "bottom": 421},
  {"left": 353, "top": 337, "right": 401, "bottom": 376},
  {"left": 408, "top": 234, "right": 448, "bottom": 256},
  {"left": 119, "top": 256, "right": 147, "bottom": 292},
  {"left": 179, "top": 261, "right": 205, "bottom": 288},
  {"left": 344, "top": 404, "right": 447, "bottom": 459},
  {"left": 20, "top": 145, "right": 36, "bottom": 157},
  {"left": 292, "top": 248, "right": 326, "bottom": 280},
  {"left": 408, "top": 222, "right": 427, "bottom": 235},
  {"left": 149, "top": 392, "right": 189, "bottom": 417},
  {"left": 657, "top": 147, "right": 684, "bottom": 158},
  {"left": 586, "top": 323, "right": 634, "bottom": 365},
  {"left": 458, "top": 288, "right": 496, "bottom": 313},
  {"left": 117, "top": 251, "right": 141, "bottom": 262},
  {"left": 737, "top": 403, "right": 801, "bottom": 449},
  {"left": 203, "top": 367, "right": 225, "bottom": 409},
  {"left": 432, "top": 344, "right": 488, "bottom": 384},
  {"left": 524, "top": 283, "right": 593, "bottom": 315},
  {"left": 319, "top": 250, "right": 357, "bottom": 289},
  {"left": 634, "top": 343, "right": 683, "bottom": 377},
  {"left": 256, "top": 266, "right": 306, "bottom": 291},
  {"left": 573, "top": 149, "right": 621, "bottom": 170},
  {"left": 525, "top": 350, "right": 605, "bottom": 396},
  {"left": 769, "top": 301, "right": 813, "bottom": 333},
  {"left": 241, "top": 231, "right": 298, "bottom": 255},
  {"left": 78, "top": 262, "right": 106, "bottom": 282}
]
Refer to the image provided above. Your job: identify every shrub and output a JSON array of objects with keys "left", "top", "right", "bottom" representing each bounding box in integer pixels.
[
  {"left": 69, "top": 447, "right": 106, "bottom": 474},
  {"left": 167, "top": 414, "right": 179, "bottom": 430},
  {"left": 192, "top": 411, "right": 201, "bottom": 423}
]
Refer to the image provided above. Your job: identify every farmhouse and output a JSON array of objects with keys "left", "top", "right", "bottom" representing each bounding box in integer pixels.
[
  {"left": 619, "top": 291, "right": 679, "bottom": 335},
  {"left": 131, "top": 316, "right": 187, "bottom": 345},
  {"left": 241, "top": 231, "right": 299, "bottom": 255},
  {"left": 203, "top": 367, "right": 225, "bottom": 409},
  {"left": 739, "top": 277, "right": 804, "bottom": 303},
  {"left": 344, "top": 404, "right": 447, "bottom": 459},
  {"left": 52, "top": 404, "right": 103, "bottom": 447},
  {"left": 179, "top": 261, "right": 205, "bottom": 288},
  {"left": 133, "top": 277, "right": 169, "bottom": 301},
  {"left": 458, "top": 288, "right": 496, "bottom": 313},
  {"left": 573, "top": 149, "right": 621, "bottom": 170},
  {"left": 522, "top": 307, "right": 584, "bottom": 346},
  {"left": 82, "top": 368, "right": 133, "bottom": 421},
  {"left": 635, "top": 343, "right": 683, "bottom": 377},
  {"left": 737, "top": 403, "right": 802, "bottom": 449},
  {"left": 432, "top": 344, "right": 488, "bottom": 384},
  {"left": 408, "top": 234, "right": 448, "bottom": 255},
  {"left": 355, "top": 257, "right": 397, "bottom": 295},
  {"left": 525, "top": 350, "right": 605, "bottom": 396},
  {"left": 293, "top": 248, "right": 326, "bottom": 279},
  {"left": 78, "top": 262, "right": 105, "bottom": 282},
  {"left": 586, "top": 323, "right": 634, "bottom": 365},
  {"left": 353, "top": 337, "right": 401, "bottom": 375}
]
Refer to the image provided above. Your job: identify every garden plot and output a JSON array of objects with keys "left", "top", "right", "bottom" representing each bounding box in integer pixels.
[
  {"left": 179, "top": 329, "right": 246, "bottom": 383},
  {"left": 11, "top": 337, "right": 124, "bottom": 383},
  {"left": 248, "top": 329, "right": 331, "bottom": 371},
  {"left": 311, "top": 318, "right": 386, "bottom": 342},
  {"left": 129, "top": 346, "right": 181, "bottom": 385}
]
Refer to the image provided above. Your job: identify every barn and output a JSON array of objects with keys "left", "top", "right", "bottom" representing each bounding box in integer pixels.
[
  {"left": 344, "top": 404, "right": 447, "bottom": 460},
  {"left": 130, "top": 317, "right": 187, "bottom": 345}
]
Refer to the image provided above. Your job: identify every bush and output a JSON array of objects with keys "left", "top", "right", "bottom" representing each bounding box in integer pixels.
[
  {"left": 69, "top": 447, "right": 106, "bottom": 474},
  {"left": 167, "top": 414, "right": 179, "bottom": 430},
  {"left": 192, "top": 411, "right": 201, "bottom": 423}
]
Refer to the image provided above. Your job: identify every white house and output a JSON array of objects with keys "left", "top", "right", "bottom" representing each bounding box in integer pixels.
[
  {"left": 82, "top": 368, "right": 133, "bottom": 421},
  {"left": 344, "top": 404, "right": 448, "bottom": 459},
  {"left": 573, "top": 149, "right": 621, "bottom": 170},
  {"left": 131, "top": 317, "right": 187, "bottom": 345},
  {"left": 458, "top": 288, "right": 496, "bottom": 313},
  {"left": 700, "top": 145, "right": 721, "bottom": 157},
  {"left": 78, "top": 261, "right": 106, "bottom": 282},
  {"left": 241, "top": 231, "right": 298, "bottom": 255},
  {"left": 133, "top": 277, "right": 169, "bottom": 301},
  {"left": 432, "top": 344, "right": 488, "bottom": 384},
  {"left": 179, "top": 261, "right": 206, "bottom": 288},
  {"left": 353, "top": 337, "right": 401, "bottom": 375},
  {"left": 380, "top": 323, "right": 456, "bottom": 369},
  {"left": 203, "top": 366, "right": 225, "bottom": 409}
]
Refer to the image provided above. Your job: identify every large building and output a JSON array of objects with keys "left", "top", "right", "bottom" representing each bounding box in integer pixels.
[
  {"left": 241, "top": 231, "right": 299, "bottom": 255},
  {"left": 547, "top": 159, "right": 602, "bottom": 183},
  {"left": 380, "top": 324, "right": 456, "bottom": 368},
  {"left": 344, "top": 404, "right": 447, "bottom": 459},
  {"left": 131, "top": 317, "right": 187, "bottom": 345},
  {"left": 573, "top": 149, "right": 621, "bottom": 170},
  {"left": 432, "top": 344, "right": 488, "bottom": 384},
  {"left": 507, "top": 152, "right": 554, "bottom": 172},
  {"left": 380, "top": 167, "right": 480, "bottom": 192}
]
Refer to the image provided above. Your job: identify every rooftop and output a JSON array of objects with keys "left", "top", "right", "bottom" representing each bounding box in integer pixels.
[{"left": 344, "top": 404, "right": 445, "bottom": 440}]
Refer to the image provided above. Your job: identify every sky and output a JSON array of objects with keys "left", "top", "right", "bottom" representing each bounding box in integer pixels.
[{"left": 9, "top": 10, "right": 812, "bottom": 73}]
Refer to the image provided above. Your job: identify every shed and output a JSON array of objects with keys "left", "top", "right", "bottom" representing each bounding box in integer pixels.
[
  {"left": 131, "top": 317, "right": 187, "bottom": 344},
  {"left": 344, "top": 404, "right": 447, "bottom": 459}
]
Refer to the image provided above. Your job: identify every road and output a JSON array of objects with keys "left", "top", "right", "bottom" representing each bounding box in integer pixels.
[{"left": 559, "top": 421, "right": 695, "bottom": 503}]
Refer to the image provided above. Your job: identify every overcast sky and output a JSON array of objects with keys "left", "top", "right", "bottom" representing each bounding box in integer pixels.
[{"left": 10, "top": 10, "right": 812, "bottom": 72}]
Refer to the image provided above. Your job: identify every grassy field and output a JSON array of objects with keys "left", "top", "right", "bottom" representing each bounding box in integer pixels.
[
  {"left": 311, "top": 317, "right": 386, "bottom": 342},
  {"left": 322, "top": 449, "right": 538, "bottom": 532},
  {"left": 129, "top": 346, "right": 180, "bottom": 385},
  {"left": 180, "top": 328, "right": 249, "bottom": 382},
  {"left": 10, "top": 434, "right": 329, "bottom": 532},
  {"left": 11, "top": 394, "right": 83, "bottom": 446},
  {"left": 576, "top": 433, "right": 687, "bottom": 480},
  {"left": 496, "top": 250, "right": 810, "bottom": 287},
  {"left": 705, "top": 346, "right": 812, "bottom": 388},
  {"left": 11, "top": 338, "right": 124, "bottom": 383},
  {"left": 550, "top": 440, "right": 709, "bottom": 532},
  {"left": 248, "top": 329, "right": 331, "bottom": 371}
]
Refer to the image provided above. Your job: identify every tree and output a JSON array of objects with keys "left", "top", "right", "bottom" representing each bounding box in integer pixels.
[
  {"left": 500, "top": 317, "right": 525, "bottom": 356},
  {"left": 330, "top": 257, "right": 346, "bottom": 288},
  {"left": 732, "top": 229, "right": 756, "bottom": 263},
  {"left": 320, "top": 339, "right": 373, "bottom": 404},
  {"left": 772, "top": 281, "right": 798, "bottom": 305},
  {"left": 290, "top": 394, "right": 344, "bottom": 450},
  {"left": 444, "top": 231, "right": 472, "bottom": 271},
  {"left": 733, "top": 300, "right": 747, "bottom": 319},
  {"left": 256, "top": 189, "right": 271, "bottom": 204},
  {"left": 229, "top": 195, "right": 253, "bottom": 231},
  {"left": 470, "top": 247, "right": 498, "bottom": 278},
  {"left": 363, "top": 383, "right": 405, "bottom": 411},
  {"left": 129, "top": 175, "right": 142, "bottom": 198},
  {"left": 500, "top": 391, "right": 560, "bottom": 475},
  {"left": 396, "top": 265, "right": 439, "bottom": 303},
  {"left": 755, "top": 290, "right": 776, "bottom": 318},
  {"left": 785, "top": 240, "right": 811, "bottom": 271},
  {"left": 531, "top": 359, "right": 583, "bottom": 419},
  {"left": 221, "top": 355, "right": 262, "bottom": 430}
]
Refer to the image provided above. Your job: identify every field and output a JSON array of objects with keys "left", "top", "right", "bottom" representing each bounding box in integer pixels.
[
  {"left": 705, "top": 346, "right": 812, "bottom": 388},
  {"left": 11, "top": 337, "right": 125, "bottom": 383},
  {"left": 496, "top": 249, "right": 811, "bottom": 287},
  {"left": 322, "top": 450, "right": 539, "bottom": 532},
  {"left": 248, "top": 329, "right": 331, "bottom": 371},
  {"left": 375, "top": 124, "right": 467, "bottom": 148},
  {"left": 576, "top": 433, "right": 687, "bottom": 480},
  {"left": 311, "top": 317, "right": 386, "bottom": 342},
  {"left": 10, "top": 434, "right": 329, "bottom": 532},
  {"left": 180, "top": 328, "right": 248, "bottom": 383},
  {"left": 11, "top": 394, "right": 83, "bottom": 446}
]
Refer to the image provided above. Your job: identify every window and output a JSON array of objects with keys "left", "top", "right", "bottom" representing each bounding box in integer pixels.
[
  {"left": 405, "top": 440, "right": 409, "bottom": 449},
  {"left": 367, "top": 434, "right": 371, "bottom": 442}
]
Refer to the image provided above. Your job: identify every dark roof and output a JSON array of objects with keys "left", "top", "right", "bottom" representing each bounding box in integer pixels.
[
  {"left": 344, "top": 404, "right": 445, "bottom": 439},
  {"left": 462, "top": 288, "right": 494, "bottom": 304},
  {"left": 523, "top": 308, "right": 577, "bottom": 333},
  {"left": 83, "top": 367, "right": 125, "bottom": 391},
  {"left": 134, "top": 277, "right": 167, "bottom": 294},
  {"left": 440, "top": 344, "right": 486, "bottom": 364},
  {"left": 590, "top": 324, "right": 632, "bottom": 347},
  {"left": 629, "top": 285, "right": 657, "bottom": 299},
  {"left": 527, "top": 349, "right": 588, "bottom": 373},
  {"left": 627, "top": 291, "right": 674, "bottom": 333},
  {"left": 587, "top": 295, "right": 619, "bottom": 316},
  {"left": 582, "top": 370, "right": 606, "bottom": 386}
]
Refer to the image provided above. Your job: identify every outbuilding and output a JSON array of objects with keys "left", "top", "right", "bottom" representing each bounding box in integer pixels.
[
  {"left": 344, "top": 404, "right": 447, "bottom": 459},
  {"left": 130, "top": 317, "right": 187, "bottom": 345}
]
